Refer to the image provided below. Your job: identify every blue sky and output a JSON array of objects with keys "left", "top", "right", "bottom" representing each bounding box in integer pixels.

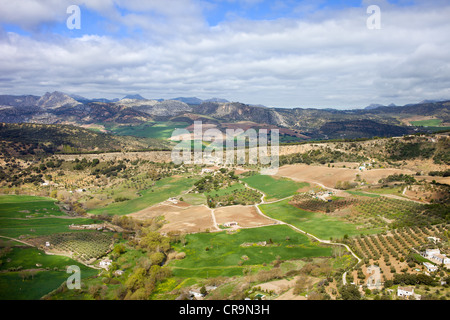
[{"left": 0, "top": 0, "right": 449, "bottom": 108}]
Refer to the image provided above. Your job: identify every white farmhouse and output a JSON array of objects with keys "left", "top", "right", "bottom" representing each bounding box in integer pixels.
[
  {"left": 430, "top": 252, "right": 450, "bottom": 265},
  {"left": 423, "top": 248, "right": 450, "bottom": 265},
  {"left": 99, "top": 258, "right": 112, "bottom": 269},
  {"left": 397, "top": 286, "right": 414, "bottom": 297},
  {"left": 423, "top": 262, "right": 438, "bottom": 272}
]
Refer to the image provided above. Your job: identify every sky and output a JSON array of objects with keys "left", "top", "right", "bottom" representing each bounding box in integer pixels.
[{"left": 0, "top": 0, "right": 449, "bottom": 109}]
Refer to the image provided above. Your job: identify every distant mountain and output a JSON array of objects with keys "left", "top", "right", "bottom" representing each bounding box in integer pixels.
[
  {"left": 320, "top": 119, "right": 414, "bottom": 139},
  {"left": 130, "top": 100, "right": 193, "bottom": 117},
  {"left": 172, "top": 97, "right": 203, "bottom": 105},
  {"left": 172, "top": 97, "right": 229, "bottom": 104},
  {"left": 0, "top": 94, "right": 40, "bottom": 108},
  {"left": 365, "top": 103, "right": 385, "bottom": 110},
  {"left": 0, "top": 122, "right": 169, "bottom": 153},
  {"left": 36, "top": 91, "right": 81, "bottom": 109},
  {"left": 0, "top": 91, "right": 448, "bottom": 141},
  {"left": 70, "top": 94, "right": 120, "bottom": 104},
  {"left": 122, "top": 94, "right": 146, "bottom": 100},
  {"left": 204, "top": 98, "right": 229, "bottom": 103}
]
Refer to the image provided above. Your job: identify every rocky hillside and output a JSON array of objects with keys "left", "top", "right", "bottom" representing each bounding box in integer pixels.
[
  {"left": 0, "top": 91, "right": 448, "bottom": 141},
  {"left": 0, "top": 122, "right": 170, "bottom": 155}
]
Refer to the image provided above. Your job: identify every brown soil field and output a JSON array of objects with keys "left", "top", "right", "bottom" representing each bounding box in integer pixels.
[
  {"left": 128, "top": 204, "right": 214, "bottom": 234},
  {"left": 214, "top": 205, "right": 275, "bottom": 228},
  {"left": 255, "top": 275, "right": 320, "bottom": 298},
  {"left": 359, "top": 168, "right": 417, "bottom": 184},
  {"left": 421, "top": 175, "right": 450, "bottom": 185},
  {"left": 404, "top": 184, "right": 449, "bottom": 202},
  {"left": 401, "top": 116, "right": 437, "bottom": 126},
  {"left": 275, "top": 164, "right": 359, "bottom": 188},
  {"left": 276, "top": 164, "right": 447, "bottom": 190},
  {"left": 275, "top": 288, "right": 307, "bottom": 300}
]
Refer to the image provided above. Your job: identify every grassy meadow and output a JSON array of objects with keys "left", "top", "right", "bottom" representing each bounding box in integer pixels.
[
  {"left": 106, "top": 121, "right": 189, "bottom": 140},
  {"left": 0, "top": 195, "right": 64, "bottom": 219},
  {"left": 0, "top": 246, "right": 98, "bottom": 300},
  {"left": 88, "top": 176, "right": 196, "bottom": 215},
  {"left": 170, "top": 225, "right": 332, "bottom": 278},
  {"left": 259, "top": 199, "right": 378, "bottom": 240},
  {"left": 241, "top": 174, "right": 309, "bottom": 201}
]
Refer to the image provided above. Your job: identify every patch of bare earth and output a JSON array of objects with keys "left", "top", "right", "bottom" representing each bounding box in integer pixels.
[
  {"left": 214, "top": 205, "right": 276, "bottom": 228},
  {"left": 276, "top": 164, "right": 358, "bottom": 188},
  {"left": 128, "top": 204, "right": 214, "bottom": 234}
]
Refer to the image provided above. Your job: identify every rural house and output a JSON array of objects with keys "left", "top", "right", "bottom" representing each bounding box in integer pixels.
[
  {"left": 397, "top": 287, "right": 414, "bottom": 297},
  {"left": 423, "top": 262, "right": 438, "bottom": 272},
  {"left": 99, "top": 258, "right": 112, "bottom": 269}
]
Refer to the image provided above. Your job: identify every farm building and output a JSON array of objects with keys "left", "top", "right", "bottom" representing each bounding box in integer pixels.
[
  {"left": 397, "top": 287, "right": 421, "bottom": 300},
  {"left": 188, "top": 289, "right": 205, "bottom": 300},
  {"left": 422, "top": 249, "right": 450, "bottom": 265},
  {"left": 99, "top": 259, "right": 112, "bottom": 269},
  {"left": 431, "top": 253, "right": 450, "bottom": 265},
  {"left": 223, "top": 221, "right": 238, "bottom": 228},
  {"left": 423, "top": 262, "right": 438, "bottom": 272},
  {"left": 397, "top": 287, "right": 414, "bottom": 297}
]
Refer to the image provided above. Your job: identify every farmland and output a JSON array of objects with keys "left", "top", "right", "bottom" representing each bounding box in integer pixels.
[
  {"left": 0, "top": 195, "right": 113, "bottom": 299},
  {"left": 0, "top": 131, "right": 449, "bottom": 301},
  {"left": 0, "top": 195, "right": 65, "bottom": 219},
  {"left": 259, "top": 199, "right": 378, "bottom": 240},
  {"left": 87, "top": 176, "right": 196, "bottom": 215},
  {"left": 0, "top": 245, "right": 98, "bottom": 300},
  {"left": 344, "top": 224, "right": 449, "bottom": 286},
  {"left": 28, "top": 232, "right": 114, "bottom": 264},
  {"left": 241, "top": 173, "right": 309, "bottom": 201},
  {"left": 106, "top": 121, "right": 190, "bottom": 140},
  {"left": 169, "top": 225, "right": 333, "bottom": 278}
]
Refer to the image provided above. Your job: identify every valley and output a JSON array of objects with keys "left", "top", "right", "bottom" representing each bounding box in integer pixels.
[{"left": 0, "top": 93, "right": 449, "bottom": 301}]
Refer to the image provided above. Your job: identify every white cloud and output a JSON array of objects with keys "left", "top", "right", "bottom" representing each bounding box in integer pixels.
[{"left": 0, "top": 1, "right": 450, "bottom": 107}]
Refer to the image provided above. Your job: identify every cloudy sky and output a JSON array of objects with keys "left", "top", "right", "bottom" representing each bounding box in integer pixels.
[{"left": 0, "top": 0, "right": 449, "bottom": 108}]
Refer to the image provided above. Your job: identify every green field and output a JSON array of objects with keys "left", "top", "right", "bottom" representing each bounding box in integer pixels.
[
  {"left": 0, "top": 195, "right": 96, "bottom": 239},
  {"left": 0, "top": 195, "right": 64, "bottom": 219},
  {"left": 346, "top": 191, "right": 380, "bottom": 198},
  {"left": 259, "top": 199, "right": 377, "bottom": 240},
  {"left": 107, "top": 121, "right": 189, "bottom": 140},
  {"left": 410, "top": 119, "right": 443, "bottom": 127},
  {"left": 365, "top": 186, "right": 406, "bottom": 197},
  {"left": 180, "top": 193, "right": 207, "bottom": 206},
  {"left": 204, "top": 182, "right": 247, "bottom": 198},
  {"left": 0, "top": 246, "right": 98, "bottom": 300},
  {"left": 170, "top": 225, "right": 332, "bottom": 278},
  {"left": 88, "top": 176, "right": 196, "bottom": 215},
  {"left": 241, "top": 174, "right": 309, "bottom": 201},
  {"left": 0, "top": 217, "right": 96, "bottom": 239}
]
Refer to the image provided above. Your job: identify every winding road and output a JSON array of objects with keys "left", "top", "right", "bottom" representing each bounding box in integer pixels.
[{"left": 242, "top": 182, "right": 362, "bottom": 285}]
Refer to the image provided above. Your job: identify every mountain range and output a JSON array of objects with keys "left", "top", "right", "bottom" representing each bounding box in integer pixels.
[{"left": 0, "top": 91, "right": 449, "bottom": 140}]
